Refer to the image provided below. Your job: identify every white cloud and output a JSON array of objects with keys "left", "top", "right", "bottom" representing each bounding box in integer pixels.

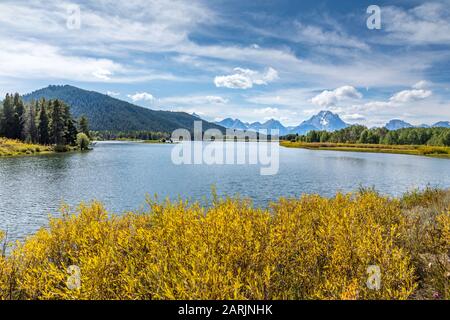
[
  {"left": 253, "top": 107, "right": 280, "bottom": 116},
  {"left": 0, "top": 0, "right": 214, "bottom": 83},
  {"left": 291, "top": 22, "right": 369, "bottom": 50},
  {"left": 106, "top": 91, "right": 120, "bottom": 96},
  {"left": 412, "top": 80, "right": 431, "bottom": 90},
  {"left": 382, "top": 3, "right": 450, "bottom": 45},
  {"left": 160, "top": 95, "right": 228, "bottom": 105},
  {"left": 341, "top": 113, "right": 366, "bottom": 121},
  {"left": 92, "top": 68, "right": 113, "bottom": 80},
  {"left": 0, "top": 39, "right": 124, "bottom": 82},
  {"left": 389, "top": 89, "right": 432, "bottom": 103},
  {"left": 0, "top": 0, "right": 437, "bottom": 90},
  {"left": 214, "top": 67, "right": 279, "bottom": 89},
  {"left": 127, "top": 92, "right": 155, "bottom": 102},
  {"left": 311, "top": 86, "right": 363, "bottom": 107}
]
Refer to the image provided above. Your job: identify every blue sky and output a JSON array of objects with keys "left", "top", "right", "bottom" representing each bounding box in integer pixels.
[{"left": 0, "top": 0, "right": 449, "bottom": 126}]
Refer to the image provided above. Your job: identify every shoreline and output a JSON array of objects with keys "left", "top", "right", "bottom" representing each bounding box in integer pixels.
[
  {"left": 280, "top": 141, "right": 450, "bottom": 159},
  {"left": 0, "top": 138, "right": 88, "bottom": 158}
]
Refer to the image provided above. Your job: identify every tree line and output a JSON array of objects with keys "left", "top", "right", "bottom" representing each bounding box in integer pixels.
[
  {"left": 0, "top": 93, "right": 90, "bottom": 149},
  {"left": 92, "top": 130, "right": 169, "bottom": 141},
  {"left": 283, "top": 125, "right": 450, "bottom": 146}
]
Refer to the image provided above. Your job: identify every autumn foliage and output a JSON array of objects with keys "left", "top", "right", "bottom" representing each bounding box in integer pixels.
[{"left": 0, "top": 189, "right": 448, "bottom": 300}]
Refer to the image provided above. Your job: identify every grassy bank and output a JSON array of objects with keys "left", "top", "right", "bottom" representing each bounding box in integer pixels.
[
  {"left": 0, "top": 138, "right": 53, "bottom": 157},
  {"left": 0, "top": 188, "right": 448, "bottom": 300},
  {"left": 280, "top": 141, "right": 450, "bottom": 158}
]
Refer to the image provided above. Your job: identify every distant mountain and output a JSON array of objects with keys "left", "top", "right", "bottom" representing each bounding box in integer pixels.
[
  {"left": 216, "top": 110, "right": 348, "bottom": 135},
  {"left": 385, "top": 119, "right": 413, "bottom": 130},
  {"left": 216, "top": 118, "right": 289, "bottom": 135},
  {"left": 384, "top": 120, "right": 449, "bottom": 130},
  {"left": 291, "top": 110, "right": 348, "bottom": 134},
  {"left": 432, "top": 121, "right": 450, "bottom": 128},
  {"left": 247, "top": 122, "right": 263, "bottom": 131},
  {"left": 23, "top": 85, "right": 224, "bottom": 133},
  {"left": 256, "top": 119, "right": 288, "bottom": 135},
  {"left": 215, "top": 118, "right": 248, "bottom": 130}
]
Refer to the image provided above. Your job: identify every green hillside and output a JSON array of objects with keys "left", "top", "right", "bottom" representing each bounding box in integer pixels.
[{"left": 23, "top": 85, "right": 224, "bottom": 133}]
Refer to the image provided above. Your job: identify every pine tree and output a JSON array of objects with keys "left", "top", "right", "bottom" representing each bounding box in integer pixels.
[
  {"left": 79, "top": 115, "right": 90, "bottom": 138},
  {"left": 1, "top": 94, "right": 16, "bottom": 139},
  {"left": 38, "top": 101, "right": 50, "bottom": 145},
  {"left": 51, "top": 99, "right": 66, "bottom": 146},
  {"left": 23, "top": 101, "right": 39, "bottom": 143},
  {"left": 62, "top": 103, "right": 77, "bottom": 145},
  {"left": 13, "top": 93, "right": 25, "bottom": 140}
]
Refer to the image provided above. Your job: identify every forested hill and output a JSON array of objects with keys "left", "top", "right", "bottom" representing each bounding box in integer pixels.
[{"left": 22, "top": 85, "right": 224, "bottom": 133}]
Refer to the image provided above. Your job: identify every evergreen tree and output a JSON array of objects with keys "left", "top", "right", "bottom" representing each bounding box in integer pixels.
[
  {"left": 13, "top": 93, "right": 25, "bottom": 140},
  {"left": 23, "top": 102, "right": 39, "bottom": 143},
  {"left": 38, "top": 101, "right": 50, "bottom": 145},
  {"left": 79, "top": 115, "right": 90, "bottom": 138},
  {"left": 51, "top": 100, "right": 66, "bottom": 146},
  {"left": 1, "top": 94, "right": 15, "bottom": 138},
  {"left": 65, "top": 118, "right": 78, "bottom": 146}
]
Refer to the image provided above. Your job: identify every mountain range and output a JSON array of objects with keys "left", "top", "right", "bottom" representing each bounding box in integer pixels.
[
  {"left": 23, "top": 85, "right": 224, "bottom": 133},
  {"left": 218, "top": 112, "right": 450, "bottom": 135},
  {"left": 385, "top": 119, "right": 450, "bottom": 130},
  {"left": 217, "top": 111, "right": 349, "bottom": 135}
]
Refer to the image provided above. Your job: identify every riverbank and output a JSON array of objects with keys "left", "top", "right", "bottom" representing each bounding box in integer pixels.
[
  {"left": 105, "top": 138, "right": 167, "bottom": 144},
  {"left": 0, "top": 138, "right": 53, "bottom": 157},
  {"left": 0, "top": 138, "right": 90, "bottom": 157},
  {"left": 280, "top": 141, "right": 450, "bottom": 158},
  {"left": 0, "top": 188, "right": 448, "bottom": 300}
]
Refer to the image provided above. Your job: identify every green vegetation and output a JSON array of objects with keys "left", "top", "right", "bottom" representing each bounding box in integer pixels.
[
  {"left": 280, "top": 141, "right": 450, "bottom": 158},
  {"left": 76, "top": 133, "right": 90, "bottom": 151},
  {"left": 92, "top": 130, "right": 170, "bottom": 141},
  {"left": 283, "top": 125, "right": 450, "bottom": 146},
  {"left": 0, "top": 189, "right": 448, "bottom": 300},
  {"left": 0, "top": 92, "right": 91, "bottom": 155},
  {"left": 281, "top": 125, "right": 450, "bottom": 158}
]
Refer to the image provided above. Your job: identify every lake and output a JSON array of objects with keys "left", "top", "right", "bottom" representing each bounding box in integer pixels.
[{"left": 1, "top": 141, "right": 449, "bottom": 241}]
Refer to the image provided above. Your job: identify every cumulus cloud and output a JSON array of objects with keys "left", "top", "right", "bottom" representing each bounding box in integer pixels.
[
  {"left": 214, "top": 67, "right": 279, "bottom": 89},
  {"left": 389, "top": 89, "right": 432, "bottom": 103},
  {"left": 106, "top": 91, "right": 120, "bottom": 96},
  {"left": 311, "top": 85, "right": 363, "bottom": 107},
  {"left": 127, "top": 92, "right": 155, "bottom": 102}
]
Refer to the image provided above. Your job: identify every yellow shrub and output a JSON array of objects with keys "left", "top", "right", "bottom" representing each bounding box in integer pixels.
[{"left": 1, "top": 191, "right": 448, "bottom": 300}]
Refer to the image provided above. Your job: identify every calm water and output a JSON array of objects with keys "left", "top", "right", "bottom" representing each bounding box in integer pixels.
[{"left": 1, "top": 141, "right": 449, "bottom": 241}]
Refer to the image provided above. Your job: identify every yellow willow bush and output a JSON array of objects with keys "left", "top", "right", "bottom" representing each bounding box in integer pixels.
[{"left": 0, "top": 190, "right": 448, "bottom": 300}]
